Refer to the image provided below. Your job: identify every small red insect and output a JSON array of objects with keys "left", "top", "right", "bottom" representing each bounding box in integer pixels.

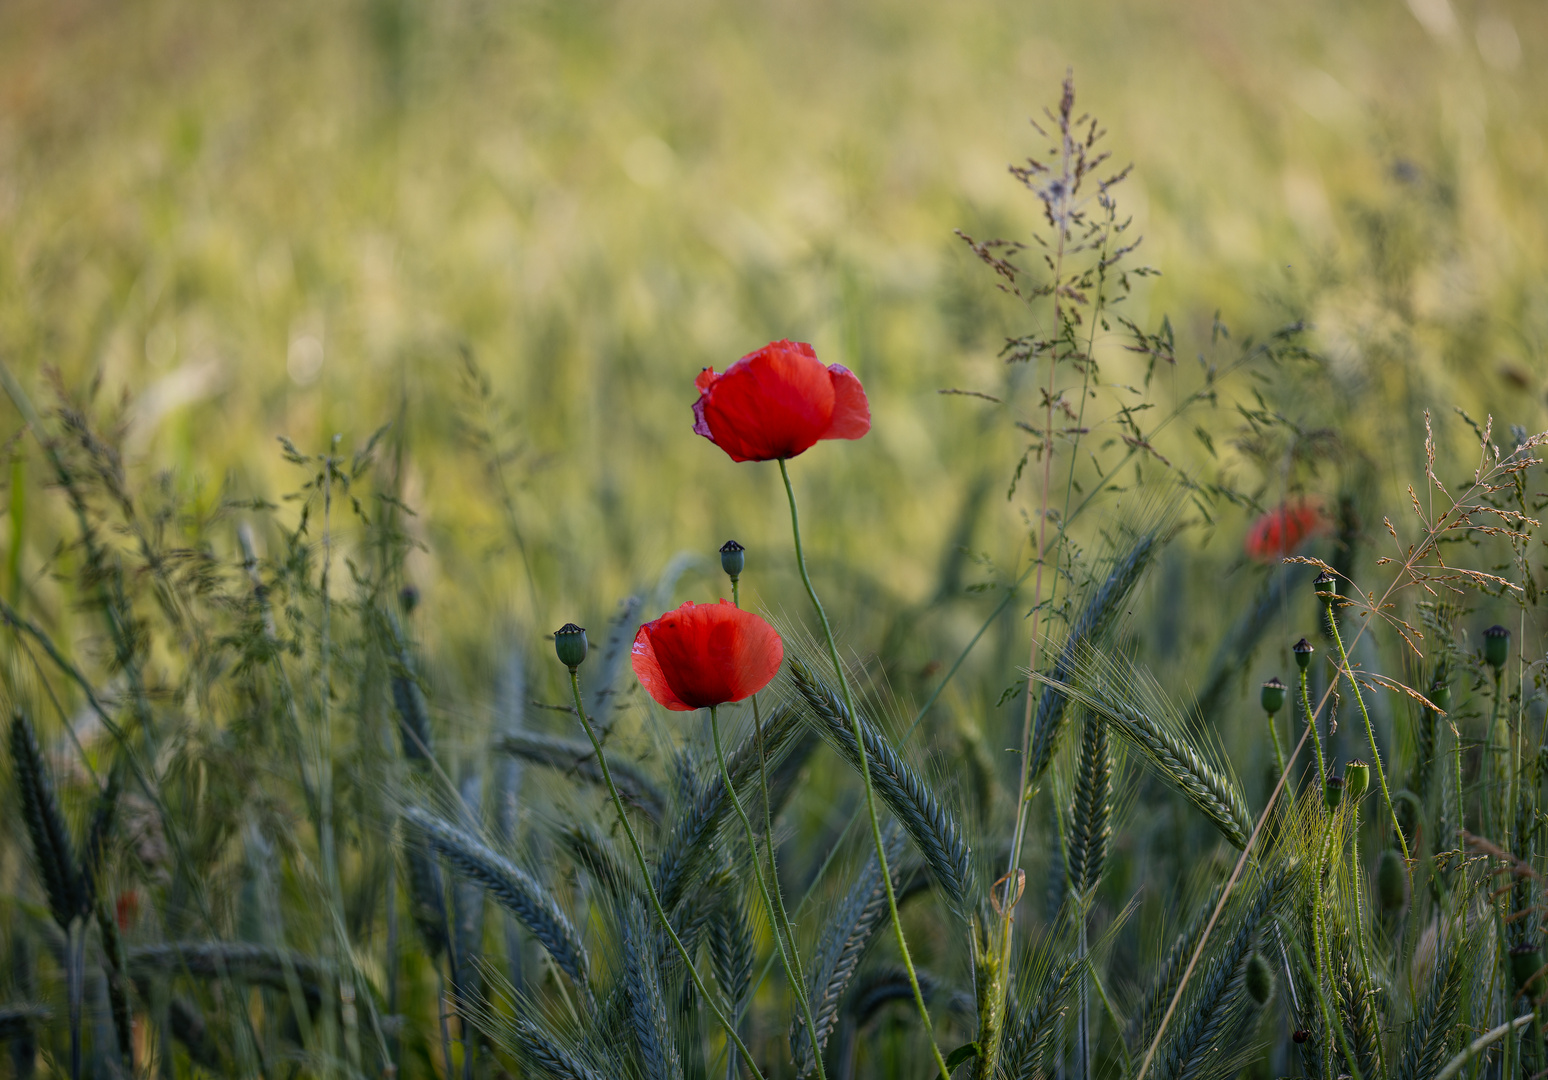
[
  {"left": 1244, "top": 498, "right": 1329, "bottom": 563},
  {"left": 631, "top": 600, "right": 784, "bottom": 711},
  {"left": 693, "top": 340, "right": 871, "bottom": 463}
]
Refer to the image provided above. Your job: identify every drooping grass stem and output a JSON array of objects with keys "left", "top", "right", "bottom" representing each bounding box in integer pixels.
[
  {"left": 1322, "top": 597, "right": 1410, "bottom": 863},
  {"left": 776, "top": 457, "right": 950, "bottom": 1080},
  {"left": 566, "top": 670, "right": 761, "bottom": 1074},
  {"left": 710, "top": 706, "right": 826, "bottom": 1080}
]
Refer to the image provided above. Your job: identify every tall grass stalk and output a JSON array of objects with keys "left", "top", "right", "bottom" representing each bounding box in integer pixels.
[{"left": 777, "top": 457, "right": 950, "bottom": 1080}]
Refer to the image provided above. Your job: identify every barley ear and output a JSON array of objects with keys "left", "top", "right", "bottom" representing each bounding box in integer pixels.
[
  {"left": 10, "top": 710, "right": 87, "bottom": 929},
  {"left": 622, "top": 898, "right": 686, "bottom": 1080}
]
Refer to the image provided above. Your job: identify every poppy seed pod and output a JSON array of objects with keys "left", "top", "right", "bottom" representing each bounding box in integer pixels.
[
  {"left": 1344, "top": 759, "right": 1370, "bottom": 801},
  {"left": 1245, "top": 951, "right": 1274, "bottom": 1006},
  {"left": 554, "top": 624, "right": 589, "bottom": 670},
  {"left": 1483, "top": 625, "right": 1511, "bottom": 673},
  {"left": 399, "top": 583, "right": 420, "bottom": 614},
  {"left": 1429, "top": 678, "right": 1451, "bottom": 715},
  {"left": 1293, "top": 638, "right": 1314, "bottom": 671},
  {"left": 1376, "top": 849, "right": 1407, "bottom": 913},
  {"left": 1261, "top": 677, "right": 1287, "bottom": 715},
  {"left": 719, "top": 539, "right": 745, "bottom": 580},
  {"left": 1510, "top": 943, "right": 1543, "bottom": 998},
  {"left": 1323, "top": 773, "right": 1344, "bottom": 811},
  {"left": 1314, "top": 571, "right": 1339, "bottom": 604}
]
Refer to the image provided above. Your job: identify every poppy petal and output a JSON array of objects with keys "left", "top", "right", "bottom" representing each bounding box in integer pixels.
[
  {"left": 824, "top": 363, "right": 871, "bottom": 441},
  {"left": 699, "top": 342, "right": 834, "bottom": 461},
  {"left": 632, "top": 600, "right": 784, "bottom": 709},
  {"left": 631, "top": 625, "right": 695, "bottom": 711}
]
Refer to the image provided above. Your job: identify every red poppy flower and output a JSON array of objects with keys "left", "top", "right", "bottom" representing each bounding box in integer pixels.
[
  {"left": 1245, "top": 498, "right": 1329, "bottom": 563},
  {"left": 631, "top": 600, "right": 784, "bottom": 711},
  {"left": 693, "top": 340, "right": 870, "bottom": 462},
  {"left": 115, "top": 889, "right": 140, "bottom": 931}
]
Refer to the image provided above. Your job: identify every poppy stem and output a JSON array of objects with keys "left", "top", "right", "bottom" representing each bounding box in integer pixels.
[
  {"left": 566, "top": 670, "right": 763, "bottom": 1076},
  {"left": 777, "top": 457, "right": 952, "bottom": 1080},
  {"left": 710, "top": 706, "right": 828, "bottom": 1080},
  {"left": 1323, "top": 597, "right": 1410, "bottom": 864}
]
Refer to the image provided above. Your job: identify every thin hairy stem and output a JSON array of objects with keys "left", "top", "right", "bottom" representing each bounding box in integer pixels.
[
  {"left": 1324, "top": 600, "right": 1410, "bottom": 862},
  {"left": 566, "top": 671, "right": 760, "bottom": 1074},
  {"left": 777, "top": 457, "right": 950, "bottom": 1080}
]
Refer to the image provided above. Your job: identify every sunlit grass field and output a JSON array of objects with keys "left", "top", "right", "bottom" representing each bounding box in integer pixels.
[{"left": 1, "top": 0, "right": 1547, "bottom": 1077}]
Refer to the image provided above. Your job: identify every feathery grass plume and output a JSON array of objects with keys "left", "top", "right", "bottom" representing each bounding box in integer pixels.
[
  {"left": 586, "top": 595, "right": 642, "bottom": 723},
  {"left": 1193, "top": 566, "right": 1304, "bottom": 721},
  {"left": 1330, "top": 922, "right": 1380, "bottom": 1080},
  {"left": 708, "top": 883, "right": 753, "bottom": 1013},
  {"left": 1025, "top": 532, "right": 1157, "bottom": 787},
  {"left": 558, "top": 820, "right": 643, "bottom": 902},
  {"left": 9, "top": 710, "right": 87, "bottom": 929},
  {"left": 1126, "top": 881, "right": 1227, "bottom": 1050},
  {"left": 402, "top": 806, "right": 591, "bottom": 992},
  {"left": 503, "top": 1016, "right": 613, "bottom": 1080},
  {"left": 788, "top": 659, "right": 972, "bottom": 908},
  {"left": 126, "top": 942, "right": 330, "bottom": 1004},
  {"left": 1030, "top": 646, "right": 1252, "bottom": 849},
  {"left": 653, "top": 702, "right": 804, "bottom": 911},
  {"left": 994, "top": 952, "right": 1080, "bottom": 1080},
  {"left": 1066, "top": 711, "right": 1111, "bottom": 899},
  {"left": 1151, "top": 861, "right": 1293, "bottom": 1080},
  {"left": 385, "top": 608, "right": 434, "bottom": 760},
  {"left": 792, "top": 822, "right": 907, "bottom": 1076},
  {"left": 1396, "top": 920, "right": 1467, "bottom": 1080},
  {"left": 623, "top": 897, "right": 686, "bottom": 1080},
  {"left": 493, "top": 730, "right": 666, "bottom": 823}
]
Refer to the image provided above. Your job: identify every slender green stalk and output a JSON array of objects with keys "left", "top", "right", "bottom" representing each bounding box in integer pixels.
[
  {"left": 777, "top": 457, "right": 950, "bottom": 1080},
  {"left": 1267, "top": 709, "right": 1286, "bottom": 780},
  {"left": 566, "top": 671, "right": 760, "bottom": 1074},
  {"left": 1323, "top": 600, "right": 1410, "bottom": 862},
  {"left": 1486, "top": 669, "right": 1503, "bottom": 842},
  {"left": 1348, "top": 804, "right": 1379, "bottom": 1075},
  {"left": 1312, "top": 822, "right": 1339, "bottom": 1080},
  {"left": 710, "top": 706, "right": 826, "bottom": 1080}
]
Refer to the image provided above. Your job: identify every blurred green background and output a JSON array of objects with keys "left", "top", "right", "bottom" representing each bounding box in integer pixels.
[{"left": 0, "top": 0, "right": 1544, "bottom": 700}]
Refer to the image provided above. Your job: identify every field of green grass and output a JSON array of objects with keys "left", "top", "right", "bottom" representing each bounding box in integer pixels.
[{"left": 0, "top": 0, "right": 1546, "bottom": 1077}]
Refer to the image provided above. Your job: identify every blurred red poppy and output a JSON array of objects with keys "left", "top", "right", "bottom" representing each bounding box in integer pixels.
[
  {"left": 631, "top": 600, "right": 783, "bottom": 710},
  {"left": 115, "top": 889, "right": 140, "bottom": 931},
  {"left": 1245, "top": 499, "right": 1328, "bottom": 563},
  {"left": 693, "top": 340, "right": 870, "bottom": 462}
]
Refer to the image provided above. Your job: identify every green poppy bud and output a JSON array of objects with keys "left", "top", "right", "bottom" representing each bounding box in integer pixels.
[
  {"left": 1376, "top": 849, "right": 1407, "bottom": 913},
  {"left": 1245, "top": 951, "right": 1274, "bottom": 1006},
  {"left": 1323, "top": 773, "right": 1343, "bottom": 811},
  {"left": 1511, "top": 943, "right": 1543, "bottom": 998},
  {"left": 1261, "top": 677, "right": 1287, "bottom": 716},
  {"left": 399, "top": 583, "right": 420, "bottom": 614},
  {"left": 719, "top": 539, "right": 745, "bottom": 580},
  {"left": 553, "top": 623, "right": 588, "bottom": 670},
  {"left": 1344, "top": 759, "right": 1370, "bottom": 801},
  {"left": 1294, "top": 638, "right": 1314, "bottom": 671},
  {"left": 1483, "top": 624, "right": 1510, "bottom": 673},
  {"left": 1314, "top": 571, "right": 1339, "bottom": 604}
]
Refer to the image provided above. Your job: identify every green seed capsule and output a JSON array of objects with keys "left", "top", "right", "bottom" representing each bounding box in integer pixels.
[
  {"left": 1483, "top": 625, "right": 1510, "bottom": 673},
  {"left": 1294, "top": 638, "right": 1314, "bottom": 671},
  {"left": 1245, "top": 951, "right": 1274, "bottom": 1006},
  {"left": 719, "top": 539, "right": 745, "bottom": 580},
  {"left": 1429, "top": 679, "right": 1451, "bottom": 714},
  {"left": 1261, "top": 677, "right": 1287, "bottom": 716},
  {"left": 1314, "top": 571, "right": 1339, "bottom": 604},
  {"left": 1344, "top": 760, "right": 1370, "bottom": 801},
  {"left": 1377, "top": 849, "right": 1407, "bottom": 913},
  {"left": 553, "top": 623, "right": 589, "bottom": 670},
  {"left": 1323, "top": 773, "right": 1343, "bottom": 811}
]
